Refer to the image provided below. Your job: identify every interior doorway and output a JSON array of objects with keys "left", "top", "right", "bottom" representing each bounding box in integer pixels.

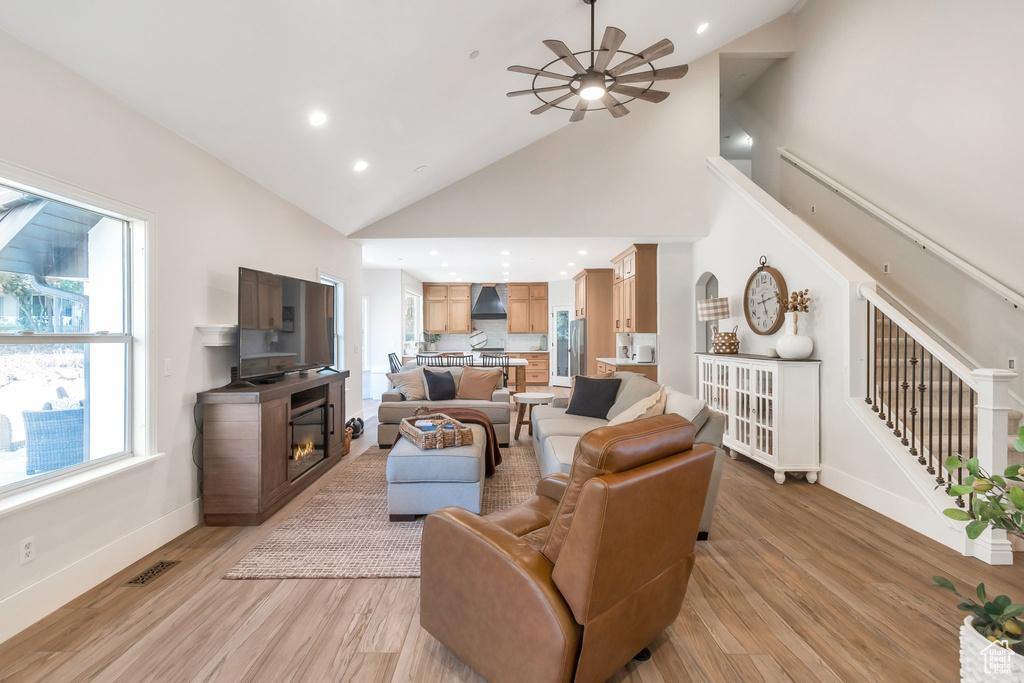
[{"left": 551, "top": 306, "right": 571, "bottom": 387}]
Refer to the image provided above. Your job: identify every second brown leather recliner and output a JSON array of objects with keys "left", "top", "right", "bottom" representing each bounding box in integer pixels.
[{"left": 420, "top": 413, "right": 716, "bottom": 683}]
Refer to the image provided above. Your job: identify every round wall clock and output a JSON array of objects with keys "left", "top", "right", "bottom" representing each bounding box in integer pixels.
[{"left": 744, "top": 256, "right": 788, "bottom": 335}]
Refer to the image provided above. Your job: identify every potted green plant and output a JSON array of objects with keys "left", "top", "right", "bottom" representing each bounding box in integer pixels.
[
  {"left": 934, "top": 431, "right": 1024, "bottom": 678},
  {"left": 423, "top": 332, "right": 441, "bottom": 353}
]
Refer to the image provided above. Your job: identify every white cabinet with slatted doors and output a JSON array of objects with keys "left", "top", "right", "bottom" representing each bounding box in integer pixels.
[{"left": 696, "top": 354, "right": 820, "bottom": 484}]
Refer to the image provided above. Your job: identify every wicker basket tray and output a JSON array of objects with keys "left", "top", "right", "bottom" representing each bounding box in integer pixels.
[{"left": 399, "top": 408, "right": 474, "bottom": 450}]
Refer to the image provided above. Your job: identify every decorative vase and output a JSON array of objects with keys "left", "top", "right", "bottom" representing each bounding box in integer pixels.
[
  {"left": 960, "top": 616, "right": 1024, "bottom": 681},
  {"left": 776, "top": 312, "right": 813, "bottom": 360},
  {"left": 426, "top": 342, "right": 437, "bottom": 353}
]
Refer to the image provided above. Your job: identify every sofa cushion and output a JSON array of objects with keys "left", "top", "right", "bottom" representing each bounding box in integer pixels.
[
  {"left": 606, "top": 375, "right": 662, "bottom": 421},
  {"left": 387, "top": 366, "right": 427, "bottom": 400},
  {"left": 378, "top": 399, "right": 511, "bottom": 426},
  {"left": 566, "top": 376, "right": 621, "bottom": 419},
  {"left": 457, "top": 367, "right": 503, "bottom": 400},
  {"left": 533, "top": 414, "right": 609, "bottom": 445},
  {"left": 387, "top": 424, "right": 485, "bottom": 484},
  {"left": 543, "top": 436, "right": 580, "bottom": 472},
  {"left": 664, "top": 388, "right": 708, "bottom": 432},
  {"left": 608, "top": 386, "right": 666, "bottom": 426},
  {"left": 424, "top": 370, "right": 457, "bottom": 400}
]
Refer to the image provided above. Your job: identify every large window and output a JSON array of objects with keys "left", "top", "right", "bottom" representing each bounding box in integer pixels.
[
  {"left": 319, "top": 274, "right": 345, "bottom": 371},
  {"left": 0, "top": 182, "right": 132, "bottom": 492},
  {"left": 404, "top": 290, "right": 422, "bottom": 347}
]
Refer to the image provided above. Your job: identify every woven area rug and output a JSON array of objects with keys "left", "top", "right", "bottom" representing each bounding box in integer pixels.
[{"left": 224, "top": 444, "right": 541, "bottom": 579}]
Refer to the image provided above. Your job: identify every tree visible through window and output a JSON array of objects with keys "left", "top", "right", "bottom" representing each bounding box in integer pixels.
[{"left": 404, "top": 291, "right": 421, "bottom": 344}]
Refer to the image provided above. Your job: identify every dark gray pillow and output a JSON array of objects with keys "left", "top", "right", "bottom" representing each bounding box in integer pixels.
[
  {"left": 565, "top": 376, "right": 622, "bottom": 420},
  {"left": 424, "top": 370, "right": 457, "bottom": 401}
]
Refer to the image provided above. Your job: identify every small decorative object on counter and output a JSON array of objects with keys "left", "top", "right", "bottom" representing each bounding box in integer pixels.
[
  {"left": 469, "top": 328, "right": 488, "bottom": 349},
  {"left": 423, "top": 332, "right": 441, "bottom": 353},
  {"left": 711, "top": 326, "right": 740, "bottom": 354},
  {"left": 776, "top": 289, "right": 813, "bottom": 360}
]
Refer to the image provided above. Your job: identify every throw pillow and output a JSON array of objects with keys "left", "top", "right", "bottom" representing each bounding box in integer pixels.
[
  {"left": 565, "top": 376, "right": 621, "bottom": 420},
  {"left": 606, "top": 375, "right": 662, "bottom": 421},
  {"left": 607, "top": 387, "right": 667, "bottom": 426},
  {"left": 456, "top": 367, "right": 503, "bottom": 400},
  {"left": 567, "top": 372, "right": 613, "bottom": 404},
  {"left": 387, "top": 366, "right": 426, "bottom": 401},
  {"left": 664, "top": 389, "right": 709, "bottom": 431},
  {"left": 424, "top": 370, "right": 457, "bottom": 401}
]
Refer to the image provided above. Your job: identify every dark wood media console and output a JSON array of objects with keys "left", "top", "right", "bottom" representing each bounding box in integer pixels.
[{"left": 197, "top": 369, "right": 349, "bottom": 525}]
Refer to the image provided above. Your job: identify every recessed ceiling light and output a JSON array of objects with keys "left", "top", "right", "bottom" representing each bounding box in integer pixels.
[
  {"left": 560, "top": 271, "right": 568, "bottom": 275},
  {"left": 696, "top": 22, "right": 710, "bottom": 34},
  {"left": 567, "top": 262, "right": 576, "bottom": 267},
  {"left": 501, "top": 262, "right": 510, "bottom": 267},
  {"left": 429, "top": 250, "right": 439, "bottom": 256},
  {"left": 353, "top": 160, "right": 369, "bottom": 172},
  {"left": 414, "top": 165, "right": 428, "bottom": 173},
  {"left": 500, "top": 250, "right": 511, "bottom": 255},
  {"left": 309, "top": 110, "right": 328, "bottom": 126},
  {"left": 578, "top": 250, "right": 588, "bottom": 255},
  {"left": 502, "top": 272, "right": 510, "bottom": 276},
  {"left": 470, "top": 50, "right": 481, "bottom": 60}
]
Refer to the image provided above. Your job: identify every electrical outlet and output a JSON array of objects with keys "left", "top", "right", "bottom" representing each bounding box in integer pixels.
[
  {"left": 1010, "top": 357, "right": 1018, "bottom": 372},
  {"left": 19, "top": 537, "right": 35, "bottom": 565},
  {"left": 883, "top": 263, "right": 891, "bottom": 275},
  {"left": 810, "top": 204, "right": 817, "bottom": 214},
  {"left": 162, "top": 358, "right": 172, "bottom": 377}
]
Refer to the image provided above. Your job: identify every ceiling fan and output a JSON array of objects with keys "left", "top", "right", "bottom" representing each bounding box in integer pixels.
[{"left": 507, "top": 0, "right": 690, "bottom": 122}]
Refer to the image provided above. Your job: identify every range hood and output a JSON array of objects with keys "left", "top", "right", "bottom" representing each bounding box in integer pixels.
[{"left": 471, "top": 285, "right": 507, "bottom": 320}]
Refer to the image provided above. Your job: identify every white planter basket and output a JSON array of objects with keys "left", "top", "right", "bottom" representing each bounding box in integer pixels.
[{"left": 960, "top": 616, "right": 1024, "bottom": 681}]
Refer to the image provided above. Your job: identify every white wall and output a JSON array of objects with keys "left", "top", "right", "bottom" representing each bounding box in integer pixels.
[
  {"left": 352, "top": 53, "right": 721, "bottom": 240},
  {"left": 692, "top": 159, "right": 963, "bottom": 552},
  {"left": 363, "top": 269, "right": 404, "bottom": 399},
  {"left": 547, "top": 279, "right": 574, "bottom": 308},
  {"left": 0, "top": 29, "right": 362, "bottom": 641},
  {"left": 657, "top": 243, "right": 694, "bottom": 391},
  {"left": 733, "top": 0, "right": 1024, "bottom": 399}
]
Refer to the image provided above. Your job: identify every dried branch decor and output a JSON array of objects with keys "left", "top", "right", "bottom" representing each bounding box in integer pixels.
[{"left": 778, "top": 289, "right": 812, "bottom": 334}]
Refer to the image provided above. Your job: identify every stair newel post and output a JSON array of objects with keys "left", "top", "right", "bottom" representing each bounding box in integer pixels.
[
  {"left": 872, "top": 307, "right": 880, "bottom": 412},
  {"left": 968, "top": 369, "right": 1017, "bottom": 565},
  {"left": 934, "top": 357, "right": 944, "bottom": 485},
  {"left": 909, "top": 340, "right": 919, "bottom": 457},
  {"left": 865, "top": 302, "right": 874, "bottom": 406}
]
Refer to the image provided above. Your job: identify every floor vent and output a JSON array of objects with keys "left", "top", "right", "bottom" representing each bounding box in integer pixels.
[{"left": 124, "top": 560, "right": 180, "bottom": 586}]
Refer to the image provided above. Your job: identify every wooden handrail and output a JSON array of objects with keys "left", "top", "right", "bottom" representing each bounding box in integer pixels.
[{"left": 780, "top": 148, "right": 1024, "bottom": 312}]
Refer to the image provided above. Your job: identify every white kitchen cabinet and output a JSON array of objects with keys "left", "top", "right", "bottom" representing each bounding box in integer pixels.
[{"left": 697, "top": 353, "right": 820, "bottom": 484}]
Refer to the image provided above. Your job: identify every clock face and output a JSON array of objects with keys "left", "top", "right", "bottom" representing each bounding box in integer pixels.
[{"left": 744, "top": 267, "right": 787, "bottom": 335}]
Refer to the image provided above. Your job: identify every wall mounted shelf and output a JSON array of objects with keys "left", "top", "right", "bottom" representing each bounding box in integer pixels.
[{"left": 196, "top": 324, "right": 237, "bottom": 347}]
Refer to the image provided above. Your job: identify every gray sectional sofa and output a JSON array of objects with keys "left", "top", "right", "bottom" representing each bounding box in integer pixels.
[
  {"left": 377, "top": 365, "right": 512, "bottom": 447},
  {"left": 531, "top": 372, "right": 726, "bottom": 537}
]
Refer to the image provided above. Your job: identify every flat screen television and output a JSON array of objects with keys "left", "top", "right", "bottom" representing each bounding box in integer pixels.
[{"left": 237, "top": 267, "right": 335, "bottom": 380}]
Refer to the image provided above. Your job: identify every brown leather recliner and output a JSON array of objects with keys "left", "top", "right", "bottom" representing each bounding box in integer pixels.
[{"left": 420, "top": 413, "right": 716, "bottom": 683}]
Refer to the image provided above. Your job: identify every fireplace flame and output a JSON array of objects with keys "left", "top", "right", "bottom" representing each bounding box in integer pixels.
[{"left": 294, "top": 438, "right": 315, "bottom": 460}]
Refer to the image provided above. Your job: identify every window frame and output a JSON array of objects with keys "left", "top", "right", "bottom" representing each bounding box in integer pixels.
[
  {"left": 403, "top": 288, "right": 422, "bottom": 345},
  {"left": 0, "top": 161, "right": 154, "bottom": 498},
  {"left": 317, "top": 270, "right": 346, "bottom": 372}
]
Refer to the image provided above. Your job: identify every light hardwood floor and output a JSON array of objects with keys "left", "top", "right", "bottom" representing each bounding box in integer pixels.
[{"left": 1, "top": 392, "right": 1022, "bottom": 682}]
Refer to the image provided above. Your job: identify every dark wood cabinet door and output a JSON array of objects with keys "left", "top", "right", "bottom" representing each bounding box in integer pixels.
[
  {"left": 260, "top": 397, "right": 290, "bottom": 502},
  {"left": 328, "top": 380, "right": 346, "bottom": 457}
]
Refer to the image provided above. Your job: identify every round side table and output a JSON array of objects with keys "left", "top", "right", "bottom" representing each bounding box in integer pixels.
[{"left": 512, "top": 392, "right": 554, "bottom": 440}]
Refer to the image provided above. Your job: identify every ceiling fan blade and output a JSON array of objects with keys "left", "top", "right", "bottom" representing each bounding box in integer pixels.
[
  {"left": 569, "top": 98, "right": 589, "bottom": 123},
  {"left": 601, "top": 93, "right": 630, "bottom": 118},
  {"left": 593, "top": 26, "right": 627, "bottom": 73},
  {"left": 543, "top": 39, "right": 587, "bottom": 75},
  {"left": 507, "top": 85, "right": 571, "bottom": 98},
  {"left": 531, "top": 92, "right": 576, "bottom": 115},
  {"left": 614, "top": 64, "right": 689, "bottom": 84},
  {"left": 608, "top": 38, "right": 675, "bottom": 77},
  {"left": 609, "top": 84, "right": 670, "bottom": 103},
  {"left": 507, "top": 65, "right": 574, "bottom": 82}
]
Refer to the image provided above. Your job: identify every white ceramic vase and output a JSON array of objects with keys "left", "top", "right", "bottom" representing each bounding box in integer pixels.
[
  {"left": 426, "top": 342, "right": 437, "bottom": 352},
  {"left": 776, "top": 312, "right": 813, "bottom": 360},
  {"left": 960, "top": 616, "right": 1024, "bottom": 681}
]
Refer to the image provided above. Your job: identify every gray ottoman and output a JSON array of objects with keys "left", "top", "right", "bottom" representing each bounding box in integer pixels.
[{"left": 386, "top": 424, "right": 486, "bottom": 521}]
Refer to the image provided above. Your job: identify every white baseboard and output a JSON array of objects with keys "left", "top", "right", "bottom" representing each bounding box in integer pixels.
[
  {"left": 820, "top": 465, "right": 966, "bottom": 554},
  {"left": 0, "top": 497, "right": 201, "bottom": 643}
]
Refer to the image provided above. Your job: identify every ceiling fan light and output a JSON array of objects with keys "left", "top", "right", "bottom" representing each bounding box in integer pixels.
[{"left": 580, "top": 85, "right": 606, "bottom": 101}]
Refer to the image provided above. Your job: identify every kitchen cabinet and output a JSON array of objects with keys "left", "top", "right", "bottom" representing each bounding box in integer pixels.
[
  {"left": 572, "top": 269, "right": 614, "bottom": 375},
  {"left": 507, "top": 282, "right": 547, "bottom": 335},
  {"left": 448, "top": 297, "right": 471, "bottom": 334},
  {"left": 448, "top": 284, "right": 471, "bottom": 300},
  {"left": 422, "top": 283, "right": 471, "bottom": 334},
  {"left": 595, "top": 359, "right": 658, "bottom": 382},
  {"left": 425, "top": 299, "right": 449, "bottom": 334},
  {"left": 611, "top": 244, "right": 658, "bottom": 333},
  {"left": 425, "top": 285, "right": 449, "bottom": 301},
  {"left": 509, "top": 352, "right": 550, "bottom": 386},
  {"left": 697, "top": 353, "right": 820, "bottom": 484}
]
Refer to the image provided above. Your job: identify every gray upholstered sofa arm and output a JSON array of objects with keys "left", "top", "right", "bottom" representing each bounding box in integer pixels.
[
  {"left": 491, "top": 388, "right": 510, "bottom": 403},
  {"left": 695, "top": 411, "right": 725, "bottom": 448},
  {"left": 552, "top": 397, "right": 568, "bottom": 409},
  {"left": 382, "top": 390, "right": 405, "bottom": 402}
]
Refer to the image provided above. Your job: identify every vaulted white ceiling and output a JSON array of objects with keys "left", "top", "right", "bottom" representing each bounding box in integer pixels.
[{"left": 0, "top": 0, "right": 799, "bottom": 235}]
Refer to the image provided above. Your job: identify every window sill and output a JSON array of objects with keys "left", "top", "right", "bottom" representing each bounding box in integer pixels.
[{"left": 0, "top": 452, "right": 167, "bottom": 519}]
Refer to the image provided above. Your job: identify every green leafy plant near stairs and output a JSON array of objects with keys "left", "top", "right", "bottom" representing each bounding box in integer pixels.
[{"left": 932, "top": 427, "right": 1024, "bottom": 653}]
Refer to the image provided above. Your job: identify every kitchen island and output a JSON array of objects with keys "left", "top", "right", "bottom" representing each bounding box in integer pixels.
[
  {"left": 405, "top": 353, "right": 536, "bottom": 393},
  {"left": 595, "top": 357, "right": 659, "bottom": 382}
]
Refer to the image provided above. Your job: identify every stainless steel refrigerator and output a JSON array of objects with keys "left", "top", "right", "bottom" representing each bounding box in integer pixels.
[{"left": 569, "top": 318, "right": 586, "bottom": 377}]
